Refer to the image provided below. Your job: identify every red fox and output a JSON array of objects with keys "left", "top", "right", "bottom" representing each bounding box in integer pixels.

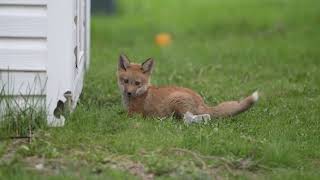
[{"left": 117, "top": 54, "right": 259, "bottom": 122}]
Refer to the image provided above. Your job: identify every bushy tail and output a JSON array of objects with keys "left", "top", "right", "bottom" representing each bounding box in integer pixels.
[{"left": 207, "top": 91, "right": 259, "bottom": 118}]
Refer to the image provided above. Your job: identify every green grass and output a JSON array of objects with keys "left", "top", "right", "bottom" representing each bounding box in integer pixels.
[{"left": 1, "top": 0, "right": 320, "bottom": 179}]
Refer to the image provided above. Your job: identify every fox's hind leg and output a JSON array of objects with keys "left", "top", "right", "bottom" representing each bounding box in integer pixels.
[
  {"left": 167, "top": 92, "right": 207, "bottom": 119},
  {"left": 167, "top": 95, "right": 197, "bottom": 119},
  {"left": 171, "top": 101, "right": 196, "bottom": 119}
]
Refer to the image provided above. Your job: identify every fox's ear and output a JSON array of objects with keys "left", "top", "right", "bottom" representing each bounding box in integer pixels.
[
  {"left": 119, "top": 54, "right": 130, "bottom": 71},
  {"left": 141, "top": 58, "right": 154, "bottom": 74}
]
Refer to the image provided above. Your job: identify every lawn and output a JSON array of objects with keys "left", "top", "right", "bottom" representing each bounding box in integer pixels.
[{"left": 1, "top": 0, "right": 320, "bottom": 179}]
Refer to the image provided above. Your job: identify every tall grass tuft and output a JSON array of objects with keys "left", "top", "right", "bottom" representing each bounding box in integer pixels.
[{"left": 0, "top": 74, "right": 47, "bottom": 140}]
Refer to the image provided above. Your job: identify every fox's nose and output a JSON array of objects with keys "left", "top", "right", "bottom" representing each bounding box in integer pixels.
[{"left": 127, "top": 92, "right": 132, "bottom": 97}]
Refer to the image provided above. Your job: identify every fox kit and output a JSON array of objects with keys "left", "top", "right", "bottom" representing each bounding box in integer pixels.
[{"left": 117, "top": 54, "right": 259, "bottom": 121}]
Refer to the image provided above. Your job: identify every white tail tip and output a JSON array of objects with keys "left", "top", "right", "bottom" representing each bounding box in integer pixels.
[{"left": 252, "top": 91, "right": 259, "bottom": 102}]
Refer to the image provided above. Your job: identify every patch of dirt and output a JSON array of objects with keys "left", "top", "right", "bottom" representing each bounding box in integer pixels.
[
  {"left": 101, "top": 156, "right": 154, "bottom": 180},
  {"left": 22, "top": 156, "right": 67, "bottom": 175},
  {"left": 311, "top": 159, "right": 320, "bottom": 168},
  {"left": 0, "top": 140, "right": 80, "bottom": 177},
  {"left": 21, "top": 155, "right": 91, "bottom": 179},
  {"left": 169, "top": 148, "right": 266, "bottom": 179},
  {"left": 0, "top": 139, "right": 29, "bottom": 165}
]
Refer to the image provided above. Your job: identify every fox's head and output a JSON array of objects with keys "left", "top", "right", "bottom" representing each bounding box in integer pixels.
[{"left": 117, "top": 54, "right": 154, "bottom": 98}]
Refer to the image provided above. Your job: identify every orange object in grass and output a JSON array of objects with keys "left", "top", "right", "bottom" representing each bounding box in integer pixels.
[{"left": 155, "top": 33, "right": 172, "bottom": 46}]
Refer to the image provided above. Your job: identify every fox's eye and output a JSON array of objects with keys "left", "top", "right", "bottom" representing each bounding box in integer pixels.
[
  {"left": 135, "top": 81, "right": 141, "bottom": 86},
  {"left": 123, "top": 79, "right": 129, "bottom": 84}
]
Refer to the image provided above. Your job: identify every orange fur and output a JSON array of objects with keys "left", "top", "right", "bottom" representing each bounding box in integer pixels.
[{"left": 117, "top": 54, "right": 258, "bottom": 119}]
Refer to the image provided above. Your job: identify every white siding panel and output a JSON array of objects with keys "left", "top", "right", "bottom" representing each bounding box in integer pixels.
[
  {"left": 0, "top": 15, "right": 47, "bottom": 38},
  {"left": 0, "top": 5, "right": 47, "bottom": 16},
  {"left": 0, "top": 49, "right": 47, "bottom": 71},
  {"left": 0, "top": 0, "right": 47, "bottom": 5},
  {"left": 0, "top": 38, "right": 47, "bottom": 71},
  {"left": 0, "top": 71, "right": 47, "bottom": 95},
  {"left": 0, "top": 37, "right": 46, "bottom": 49}
]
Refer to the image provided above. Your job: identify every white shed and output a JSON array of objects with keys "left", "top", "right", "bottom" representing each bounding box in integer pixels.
[{"left": 0, "top": 0, "right": 91, "bottom": 126}]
